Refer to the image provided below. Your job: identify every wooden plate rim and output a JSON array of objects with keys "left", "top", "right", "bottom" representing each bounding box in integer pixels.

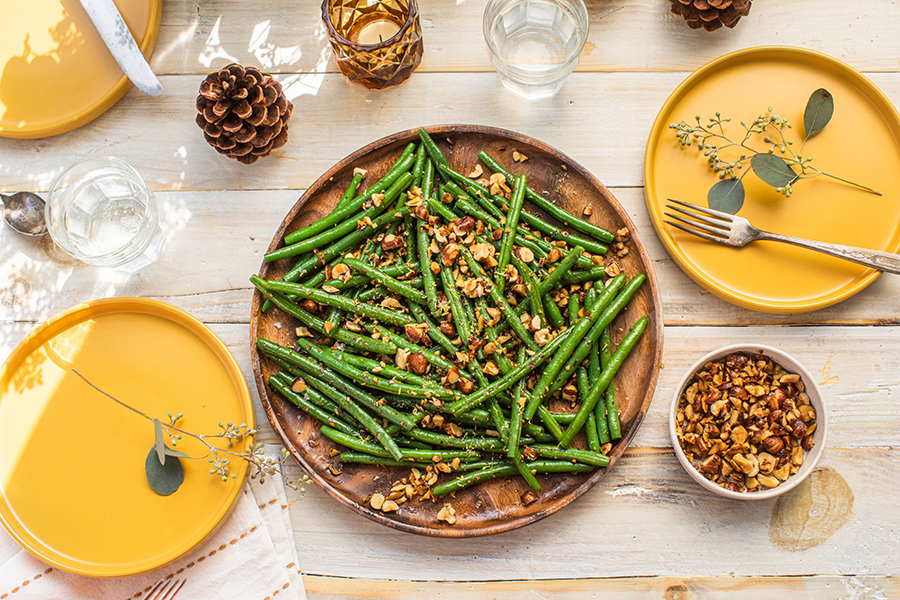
[{"left": 251, "top": 124, "right": 663, "bottom": 536}]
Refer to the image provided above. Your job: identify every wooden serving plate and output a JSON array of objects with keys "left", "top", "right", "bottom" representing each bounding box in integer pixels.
[{"left": 251, "top": 125, "right": 663, "bottom": 536}]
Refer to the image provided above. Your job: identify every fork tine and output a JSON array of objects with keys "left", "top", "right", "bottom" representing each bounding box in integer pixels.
[
  {"left": 663, "top": 220, "right": 727, "bottom": 244},
  {"left": 665, "top": 204, "right": 730, "bottom": 230},
  {"left": 160, "top": 579, "right": 185, "bottom": 600},
  {"left": 664, "top": 213, "right": 729, "bottom": 239},
  {"left": 145, "top": 578, "right": 185, "bottom": 600},
  {"left": 667, "top": 198, "right": 735, "bottom": 222}
]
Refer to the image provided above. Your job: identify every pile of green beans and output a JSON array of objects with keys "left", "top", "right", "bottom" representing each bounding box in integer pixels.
[{"left": 253, "top": 128, "right": 648, "bottom": 507}]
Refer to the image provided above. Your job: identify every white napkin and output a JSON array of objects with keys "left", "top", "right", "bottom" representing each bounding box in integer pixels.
[{"left": 0, "top": 445, "right": 306, "bottom": 600}]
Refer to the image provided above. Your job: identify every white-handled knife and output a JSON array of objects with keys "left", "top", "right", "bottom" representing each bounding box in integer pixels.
[{"left": 77, "top": 0, "right": 163, "bottom": 96}]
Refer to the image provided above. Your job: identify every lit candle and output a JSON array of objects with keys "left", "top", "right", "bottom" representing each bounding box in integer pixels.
[{"left": 355, "top": 19, "right": 402, "bottom": 45}]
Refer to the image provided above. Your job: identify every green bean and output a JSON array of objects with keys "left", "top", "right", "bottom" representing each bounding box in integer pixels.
[
  {"left": 432, "top": 460, "right": 592, "bottom": 497},
  {"left": 258, "top": 338, "right": 419, "bottom": 428},
  {"left": 438, "top": 163, "right": 609, "bottom": 255},
  {"left": 535, "top": 405, "right": 565, "bottom": 442},
  {"left": 343, "top": 257, "right": 427, "bottom": 305},
  {"left": 561, "top": 266, "right": 608, "bottom": 285},
  {"left": 448, "top": 326, "right": 571, "bottom": 416},
  {"left": 333, "top": 171, "right": 365, "bottom": 213},
  {"left": 320, "top": 426, "right": 474, "bottom": 463},
  {"left": 339, "top": 450, "right": 481, "bottom": 466},
  {"left": 405, "top": 428, "right": 507, "bottom": 452},
  {"left": 272, "top": 370, "right": 356, "bottom": 426},
  {"left": 250, "top": 279, "right": 397, "bottom": 355},
  {"left": 513, "top": 455, "right": 541, "bottom": 491},
  {"left": 505, "top": 348, "right": 527, "bottom": 458},
  {"left": 601, "top": 326, "right": 623, "bottom": 440},
  {"left": 583, "top": 364, "right": 609, "bottom": 445},
  {"left": 298, "top": 371, "right": 404, "bottom": 460},
  {"left": 460, "top": 246, "right": 539, "bottom": 351},
  {"left": 411, "top": 143, "right": 427, "bottom": 189},
  {"left": 513, "top": 257, "right": 545, "bottom": 329},
  {"left": 478, "top": 151, "right": 615, "bottom": 243},
  {"left": 422, "top": 158, "right": 436, "bottom": 200},
  {"left": 568, "top": 293, "right": 580, "bottom": 326},
  {"left": 523, "top": 273, "right": 626, "bottom": 419},
  {"left": 440, "top": 266, "right": 472, "bottom": 344},
  {"left": 417, "top": 128, "right": 449, "bottom": 169},
  {"left": 268, "top": 376, "right": 359, "bottom": 436},
  {"left": 557, "top": 316, "right": 648, "bottom": 447},
  {"left": 496, "top": 173, "right": 526, "bottom": 293},
  {"left": 526, "top": 445, "right": 610, "bottom": 467},
  {"left": 543, "top": 295, "right": 566, "bottom": 329},
  {"left": 282, "top": 206, "right": 410, "bottom": 283},
  {"left": 296, "top": 337, "right": 459, "bottom": 401},
  {"left": 263, "top": 279, "right": 414, "bottom": 328},
  {"left": 339, "top": 352, "right": 445, "bottom": 390},
  {"left": 547, "top": 411, "right": 577, "bottom": 424},
  {"left": 545, "top": 274, "right": 642, "bottom": 398},
  {"left": 417, "top": 222, "right": 440, "bottom": 315},
  {"left": 282, "top": 155, "right": 414, "bottom": 247},
  {"left": 425, "top": 198, "right": 462, "bottom": 222}
]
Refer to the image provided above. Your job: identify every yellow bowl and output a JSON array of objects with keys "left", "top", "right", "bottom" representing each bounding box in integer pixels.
[{"left": 0, "top": 298, "right": 253, "bottom": 576}]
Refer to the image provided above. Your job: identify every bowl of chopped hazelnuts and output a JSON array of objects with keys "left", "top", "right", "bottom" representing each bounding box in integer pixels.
[{"left": 669, "top": 344, "right": 827, "bottom": 500}]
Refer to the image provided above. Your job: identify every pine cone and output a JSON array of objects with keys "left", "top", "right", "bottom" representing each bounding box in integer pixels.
[
  {"left": 195, "top": 64, "right": 293, "bottom": 164},
  {"left": 669, "top": 0, "right": 752, "bottom": 32}
]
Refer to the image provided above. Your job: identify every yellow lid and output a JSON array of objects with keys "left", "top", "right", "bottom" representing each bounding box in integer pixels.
[
  {"left": 0, "top": 0, "right": 161, "bottom": 139},
  {"left": 0, "top": 298, "right": 253, "bottom": 576}
]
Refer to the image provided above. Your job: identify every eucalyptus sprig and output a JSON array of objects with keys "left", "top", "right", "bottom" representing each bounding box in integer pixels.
[
  {"left": 669, "top": 88, "right": 881, "bottom": 214},
  {"left": 73, "top": 369, "right": 309, "bottom": 496}
]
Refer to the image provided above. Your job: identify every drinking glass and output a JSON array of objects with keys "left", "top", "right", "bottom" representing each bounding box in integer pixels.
[
  {"left": 483, "top": 0, "right": 589, "bottom": 100},
  {"left": 322, "top": 0, "right": 424, "bottom": 90},
  {"left": 46, "top": 157, "right": 164, "bottom": 272}
]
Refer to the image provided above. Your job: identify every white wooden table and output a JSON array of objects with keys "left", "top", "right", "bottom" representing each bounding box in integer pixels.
[{"left": 2, "top": 1, "right": 899, "bottom": 597}]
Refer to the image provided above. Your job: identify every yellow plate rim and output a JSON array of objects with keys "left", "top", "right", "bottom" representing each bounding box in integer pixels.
[
  {"left": 0, "top": 0, "right": 162, "bottom": 139},
  {"left": 0, "top": 297, "right": 254, "bottom": 577},
  {"left": 644, "top": 45, "right": 900, "bottom": 313}
]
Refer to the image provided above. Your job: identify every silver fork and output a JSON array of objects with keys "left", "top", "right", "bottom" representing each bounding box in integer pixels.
[
  {"left": 144, "top": 578, "right": 185, "bottom": 600},
  {"left": 664, "top": 198, "right": 900, "bottom": 275}
]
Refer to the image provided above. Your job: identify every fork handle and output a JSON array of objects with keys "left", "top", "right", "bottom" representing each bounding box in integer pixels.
[{"left": 756, "top": 231, "right": 900, "bottom": 275}]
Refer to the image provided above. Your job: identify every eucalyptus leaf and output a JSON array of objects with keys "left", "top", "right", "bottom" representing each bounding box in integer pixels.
[
  {"left": 707, "top": 178, "right": 745, "bottom": 214},
  {"left": 145, "top": 445, "right": 184, "bottom": 495},
  {"left": 804, "top": 88, "right": 834, "bottom": 139},
  {"left": 751, "top": 154, "right": 797, "bottom": 188},
  {"left": 153, "top": 418, "right": 165, "bottom": 466},
  {"left": 163, "top": 446, "right": 193, "bottom": 459}
]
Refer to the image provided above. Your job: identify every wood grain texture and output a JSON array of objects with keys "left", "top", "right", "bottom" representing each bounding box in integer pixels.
[
  {"left": 151, "top": 0, "right": 900, "bottom": 75},
  {"left": 251, "top": 125, "right": 663, "bottom": 536},
  {"left": 303, "top": 574, "right": 900, "bottom": 599}
]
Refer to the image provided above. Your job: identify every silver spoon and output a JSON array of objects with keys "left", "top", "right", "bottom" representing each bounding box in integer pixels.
[{"left": 1, "top": 192, "right": 48, "bottom": 236}]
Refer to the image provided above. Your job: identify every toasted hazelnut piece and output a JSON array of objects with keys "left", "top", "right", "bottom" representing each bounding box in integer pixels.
[
  {"left": 757, "top": 452, "right": 778, "bottom": 475},
  {"left": 561, "top": 384, "right": 578, "bottom": 402},
  {"left": 761, "top": 436, "right": 784, "bottom": 454},
  {"left": 295, "top": 326, "right": 312, "bottom": 338},
  {"left": 471, "top": 242, "right": 496, "bottom": 262},
  {"left": 300, "top": 299, "right": 320, "bottom": 314},
  {"left": 732, "top": 453, "right": 759, "bottom": 477},
  {"left": 381, "top": 234, "right": 404, "bottom": 252},
  {"left": 699, "top": 454, "right": 722, "bottom": 474},
  {"left": 381, "top": 296, "right": 403, "bottom": 310},
  {"left": 756, "top": 474, "right": 780, "bottom": 488},
  {"left": 451, "top": 216, "right": 476, "bottom": 235},
  {"left": 344, "top": 320, "right": 362, "bottom": 333},
  {"left": 324, "top": 321, "right": 335, "bottom": 334},
  {"left": 445, "top": 365, "right": 460, "bottom": 384},
  {"left": 582, "top": 204, "right": 594, "bottom": 216},
  {"left": 408, "top": 353, "right": 428, "bottom": 375},
  {"left": 546, "top": 247, "right": 563, "bottom": 263},
  {"left": 322, "top": 285, "right": 340, "bottom": 294},
  {"left": 430, "top": 261, "right": 441, "bottom": 275},
  {"left": 405, "top": 323, "right": 428, "bottom": 344},
  {"left": 522, "top": 491, "right": 539, "bottom": 506},
  {"left": 530, "top": 315, "right": 542, "bottom": 331},
  {"left": 468, "top": 164, "right": 484, "bottom": 179},
  {"left": 395, "top": 348, "right": 410, "bottom": 370},
  {"left": 802, "top": 435, "right": 815, "bottom": 451},
  {"left": 514, "top": 246, "right": 535, "bottom": 263},
  {"left": 381, "top": 500, "right": 400, "bottom": 512},
  {"left": 605, "top": 262, "right": 621, "bottom": 278},
  {"left": 291, "top": 376, "right": 307, "bottom": 394},
  {"left": 439, "top": 321, "right": 457, "bottom": 337},
  {"left": 446, "top": 422, "right": 464, "bottom": 437},
  {"left": 512, "top": 151, "right": 528, "bottom": 162},
  {"left": 412, "top": 205, "right": 430, "bottom": 220},
  {"left": 773, "top": 462, "right": 791, "bottom": 481},
  {"left": 456, "top": 378, "right": 474, "bottom": 394},
  {"left": 798, "top": 405, "right": 816, "bottom": 422},
  {"left": 332, "top": 262, "right": 352, "bottom": 281},
  {"left": 615, "top": 227, "right": 631, "bottom": 242},
  {"left": 441, "top": 243, "right": 460, "bottom": 267},
  {"left": 437, "top": 503, "right": 457, "bottom": 524},
  {"left": 486, "top": 307, "right": 501, "bottom": 324},
  {"left": 483, "top": 361, "right": 500, "bottom": 376},
  {"left": 790, "top": 419, "right": 808, "bottom": 439},
  {"left": 369, "top": 493, "right": 385, "bottom": 510}
]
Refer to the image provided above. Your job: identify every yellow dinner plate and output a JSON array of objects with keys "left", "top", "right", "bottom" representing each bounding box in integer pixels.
[
  {"left": 645, "top": 46, "right": 900, "bottom": 313},
  {"left": 0, "top": 298, "right": 253, "bottom": 577},
  {"left": 0, "top": 0, "right": 161, "bottom": 139}
]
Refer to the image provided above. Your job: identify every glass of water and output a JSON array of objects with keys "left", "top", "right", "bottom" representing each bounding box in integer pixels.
[
  {"left": 483, "top": 0, "right": 589, "bottom": 100},
  {"left": 46, "top": 157, "right": 164, "bottom": 272}
]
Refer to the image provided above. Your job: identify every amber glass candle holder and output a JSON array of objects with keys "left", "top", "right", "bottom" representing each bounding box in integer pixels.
[{"left": 322, "top": 0, "right": 424, "bottom": 90}]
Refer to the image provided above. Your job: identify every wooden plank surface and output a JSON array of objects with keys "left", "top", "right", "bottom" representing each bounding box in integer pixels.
[
  {"left": 2, "top": 0, "right": 900, "bottom": 593},
  {"left": 302, "top": 575, "right": 900, "bottom": 599}
]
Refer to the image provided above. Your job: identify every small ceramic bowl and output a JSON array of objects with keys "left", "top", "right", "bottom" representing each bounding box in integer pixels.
[{"left": 669, "top": 344, "right": 827, "bottom": 500}]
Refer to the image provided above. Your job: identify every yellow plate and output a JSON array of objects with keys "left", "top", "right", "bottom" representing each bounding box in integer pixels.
[
  {"left": 645, "top": 46, "right": 900, "bottom": 313},
  {"left": 0, "top": 0, "right": 161, "bottom": 139},
  {"left": 0, "top": 298, "right": 253, "bottom": 577}
]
